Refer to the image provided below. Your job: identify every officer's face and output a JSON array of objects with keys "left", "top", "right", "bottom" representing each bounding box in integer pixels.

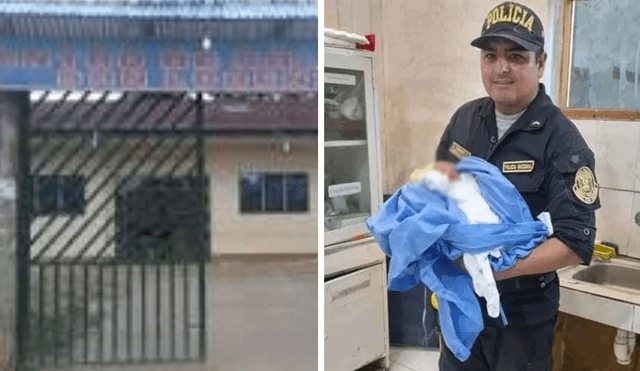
[{"left": 480, "top": 39, "right": 545, "bottom": 115}]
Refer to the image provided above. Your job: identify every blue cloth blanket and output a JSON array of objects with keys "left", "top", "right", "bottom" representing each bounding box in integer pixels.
[{"left": 366, "top": 156, "right": 551, "bottom": 361}]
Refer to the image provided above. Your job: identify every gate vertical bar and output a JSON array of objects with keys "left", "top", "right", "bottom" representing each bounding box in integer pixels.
[
  {"left": 112, "top": 265, "right": 118, "bottom": 362},
  {"left": 141, "top": 263, "right": 146, "bottom": 360},
  {"left": 54, "top": 265, "right": 59, "bottom": 366},
  {"left": 16, "top": 91, "right": 32, "bottom": 368},
  {"left": 195, "top": 92, "right": 206, "bottom": 361},
  {"left": 127, "top": 265, "right": 132, "bottom": 361},
  {"left": 69, "top": 265, "right": 74, "bottom": 364},
  {"left": 38, "top": 267, "right": 44, "bottom": 367},
  {"left": 170, "top": 264, "right": 175, "bottom": 358},
  {"left": 84, "top": 266, "right": 89, "bottom": 363},
  {"left": 183, "top": 263, "right": 189, "bottom": 357},
  {"left": 156, "top": 264, "right": 160, "bottom": 360},
  {"left": 98, "top": 264, "right": 103, "bottom": 362}
]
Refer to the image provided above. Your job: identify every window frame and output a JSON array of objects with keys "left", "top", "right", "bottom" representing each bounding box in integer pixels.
[
  {"left": 32, "top": 174, "right": 86, "bottom": 216},
  {"left": 560, "top": 0, "right": 640, "bottom": 120},
  {"left": 239, "top": 171, "right": 309, "bottom": 214}
]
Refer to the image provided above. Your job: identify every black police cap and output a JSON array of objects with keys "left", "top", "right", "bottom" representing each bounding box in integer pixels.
[{"left": 471, "top": 2, "right": 544, "bottom": 52}]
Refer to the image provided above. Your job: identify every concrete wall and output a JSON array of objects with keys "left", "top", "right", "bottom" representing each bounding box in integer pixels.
[
  {"left": 208, "top": 138, "right": 318, "bottom": 255},
  {"left": 324, "top": 0, "right": 381, "bottom": 39},
  {"left": 0, "top": 92, "right": 26, "bottom": 371}
]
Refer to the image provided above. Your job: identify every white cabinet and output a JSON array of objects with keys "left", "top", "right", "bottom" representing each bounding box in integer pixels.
[
  {"left": 324, "top": 46, "right": 389, "bottom": 370},
  {"left": 324, "top": 46, "right": 383, "bottom": 247},
  {"left": 325, "top": 238, "right": 390, "bottom": 371}
]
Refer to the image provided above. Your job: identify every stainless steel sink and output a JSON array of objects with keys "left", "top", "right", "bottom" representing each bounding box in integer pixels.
[
  {"left": 571, "top": 264, "right": 640, "bottom": 295},
  {"left": 558, "top": 257, "right": 640, "bottom": 333},
  {"left": 558, "top": 257, "right": 640, "bottom": 363}
]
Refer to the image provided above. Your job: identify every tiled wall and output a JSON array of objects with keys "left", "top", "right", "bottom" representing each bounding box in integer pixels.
[{"left": 574, "top": 120, "right": 640, "bottom": 258}]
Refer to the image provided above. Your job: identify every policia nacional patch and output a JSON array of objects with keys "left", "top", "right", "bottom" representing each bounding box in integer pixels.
[
  {"left": 572, "top": 166, "right": 599, "bottom": 204},
  {"left": 502, "top": 160, "right": 534, "bottom": 173}
]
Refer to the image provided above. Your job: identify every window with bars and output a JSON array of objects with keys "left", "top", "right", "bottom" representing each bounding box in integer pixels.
[
  {"left": 240, "top": 172, "right": 309, "bottom": 213},
  {"left": 32, "top": 175, "right": 85, "bottom": 216}
]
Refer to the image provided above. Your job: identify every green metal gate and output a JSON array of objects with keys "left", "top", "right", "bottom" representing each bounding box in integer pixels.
[{"left": 17, "top": 91, "right": 208, "bottom": 369}]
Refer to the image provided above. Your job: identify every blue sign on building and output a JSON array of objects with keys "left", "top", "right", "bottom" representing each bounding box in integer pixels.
[{"left": 0, "top": 0, "right": 318, "bottom": 91}]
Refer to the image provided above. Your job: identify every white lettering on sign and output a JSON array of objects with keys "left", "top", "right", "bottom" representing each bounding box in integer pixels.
[
  {"left": 325, "top": 73, "right": 356, "bottom": 86},
  {"left": 328, "top": 182, "right": 362, "bottom": 198}
]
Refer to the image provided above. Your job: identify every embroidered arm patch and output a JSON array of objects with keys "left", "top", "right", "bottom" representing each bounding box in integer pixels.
[{"left": 572, "top": 166, "right": 598, "bottom": 204}]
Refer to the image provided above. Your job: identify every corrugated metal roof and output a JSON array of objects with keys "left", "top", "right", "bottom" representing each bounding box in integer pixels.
[{"left": 0, "top": 1, "right": 317, "bottom": 20}]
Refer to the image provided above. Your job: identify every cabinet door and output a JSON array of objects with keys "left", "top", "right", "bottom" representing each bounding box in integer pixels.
[
  {"left": 324, "top": 51, "right": 380, "bottom": 246},
  {"left": 325, "top": 264, "right": 386, "bottom": 371}
]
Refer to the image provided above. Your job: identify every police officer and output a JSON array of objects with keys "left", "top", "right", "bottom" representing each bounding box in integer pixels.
[{"left": 434, "top": 2, "right": 600, "bottom": 370}]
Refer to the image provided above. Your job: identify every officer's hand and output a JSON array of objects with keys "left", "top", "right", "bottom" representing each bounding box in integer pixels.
[{"left": 433, "top": 161, "right": 460, "bottom": 181}]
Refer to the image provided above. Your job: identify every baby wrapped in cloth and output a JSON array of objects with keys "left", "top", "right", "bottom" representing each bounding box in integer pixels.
[{"left": 366, "top": 156, "right": 553, "bottom": 361}]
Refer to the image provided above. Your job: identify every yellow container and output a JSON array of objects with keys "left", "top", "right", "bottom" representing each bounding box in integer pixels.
[{"left": 593, "top": 241, "right": 617, "bottom": 260}]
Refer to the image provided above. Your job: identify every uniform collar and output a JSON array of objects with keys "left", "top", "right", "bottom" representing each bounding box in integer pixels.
[{"left": 479, "top": 83, "right": 553, "bottom": 131}]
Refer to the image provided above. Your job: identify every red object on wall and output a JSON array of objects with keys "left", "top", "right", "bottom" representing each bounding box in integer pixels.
[{"left": 356, "top": 34, "right": 376, "bottom": 51}]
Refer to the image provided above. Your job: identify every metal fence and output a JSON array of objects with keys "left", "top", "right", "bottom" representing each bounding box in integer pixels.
[{"left": 17, "top": 91, "right": 208, "bottom": 369}]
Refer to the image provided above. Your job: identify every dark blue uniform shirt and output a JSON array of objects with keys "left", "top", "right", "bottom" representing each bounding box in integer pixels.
[{"left": 436, "top": 84, "right": 600, "bottom": 325}]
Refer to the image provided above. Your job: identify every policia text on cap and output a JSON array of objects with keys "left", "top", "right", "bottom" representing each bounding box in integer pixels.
[{"left": 433, "top": 2, "right": 600, "bottom": 371}]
